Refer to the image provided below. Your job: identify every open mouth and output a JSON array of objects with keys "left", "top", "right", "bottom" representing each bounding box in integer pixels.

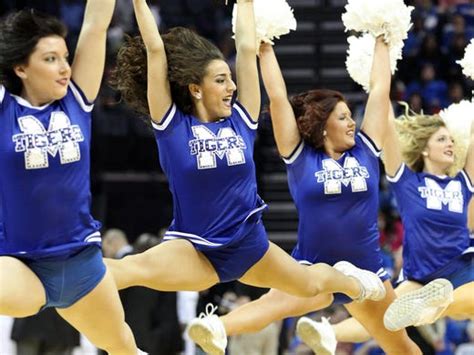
[{"left": 223, "top": 97, "right": 232, "bottom": 107}]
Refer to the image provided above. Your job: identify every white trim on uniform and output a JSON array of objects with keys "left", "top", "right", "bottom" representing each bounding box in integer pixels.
[
  {"left": 0, "top": 85, "right": 4, "bottom": 104},
  {"left": 243, "top": 203, "right": 268, "bottom": 223},
  {"left": 463, "top": 247, "right": 474, "bottom": 254},
  {"left": 234, "top": 103, "right": 258, "bottom": 130},
  {"left": 11, "top": 94, "right": 51, "bottom": 110},
  {"left": 377, "top": 267, "right": 389, "bottom": 278},
  {"left": 462, "top": 233, "right": 474, "bottom": 254},
  {"left": 460, "top": 170, "right": 474, "bottom": 193},
  {"left": 386, "top": 163, "right": 406, "bottom": 183},
  {"left": 396, "top": 269, "right": 406, "bottom": 284},
  {"left": 69, "top": 82, "right": 94, "bottom": 113},
  {"left": 163, "top": 231, "right": 224, "bottom": 247},
  {"left": 84, "top": 231, "right": 101, "bottom": 243},
  {"left": 151, "top": 104, "right": 176, "bottom": 131},
  {"left": 297, "top": 260, "right": 313, "bottom": 266},
  {"left": 358, "top": 132, "right": 381, "bottom": 157},
  {"left": 282, "top": 141, "right": 304, "bottom": 165}
]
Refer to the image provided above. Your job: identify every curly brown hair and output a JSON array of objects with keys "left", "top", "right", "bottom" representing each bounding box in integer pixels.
[
  {"left": 289, "top": 89, "right": 346, "bottom": 149},
  {"left": 111, "top": 27, "right": 224, "bottom": 117}
]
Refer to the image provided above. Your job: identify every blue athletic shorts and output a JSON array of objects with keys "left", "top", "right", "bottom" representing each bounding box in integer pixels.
[
  {"left": 195, "top": 220, "right": 270, "bottom": 283},
  {"left": 22, "top": 245, "right": 106, "bottom": 310},
  {"left": 405, "top": 253, "right": 474, "bottom": 290}
]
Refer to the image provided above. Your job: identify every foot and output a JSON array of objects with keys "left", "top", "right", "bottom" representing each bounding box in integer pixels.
[
  {"left": 384, "top": 278, "right": 454, "bottom": 331},
  {"left": 334, "top": 261, "right": 386, "bottom": 302},
  {"left": 186, "top": 304, "right": 227, "bottom": 355},
  {"left": 296, "top": 316, "right": 337, "bottom": 355}
]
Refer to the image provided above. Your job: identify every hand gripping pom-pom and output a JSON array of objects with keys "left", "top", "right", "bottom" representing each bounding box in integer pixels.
[
  {"left": 342, "top": 0, "right": 413, "bottom": 47},
  {"left": 346, "top": 34, "right": 403, "bottom": 92},
  {"left": 231, "top": 0, "right": 297, "bottom": 49}
]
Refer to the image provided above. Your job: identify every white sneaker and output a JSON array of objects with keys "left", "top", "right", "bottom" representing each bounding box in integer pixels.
[
  {"left": 334, "top": 261, "right": 386, "bottom": 302},
  {"left": 384, "top": 279, "right": 454, "bottom": 331},
  {"left": 186, "top": 304, "right": 227, "bottom": 355},
  {"left": 296, "top": 316, "right": 337, "bottom": 355}
]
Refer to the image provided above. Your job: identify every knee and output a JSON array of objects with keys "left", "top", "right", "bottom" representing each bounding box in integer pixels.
[
  {"left": 99, "top": 324, "right": 136, "bottom": 354},
  {"left": 309, "top": 263, "right": 336, "bottom": 293},
  {"left": 0, "top": 287, "right": 43, "bottom": 317}
]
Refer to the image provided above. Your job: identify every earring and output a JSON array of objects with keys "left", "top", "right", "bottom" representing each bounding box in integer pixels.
[
  {"left": 195, "top": 93, "right": 201, "bottom": 100},
  {"left": 422, "top": 151, "right": 428, "bottom": 156},
  {"left": 323, "top": 130, "right": 327, "bottom": 136}
]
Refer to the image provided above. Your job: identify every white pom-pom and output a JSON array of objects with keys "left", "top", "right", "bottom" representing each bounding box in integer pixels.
[
  {"left": 342, "top": 0, "right": 413, "bottom": 47},
  {"left": 346, "top": 33, "right": 403, "bottom": 92},
  {"left": 439, "top": 100, "right": 474, "bottom": 173},
  {"left": 439, "top": 100, "right": 474, "bottom": 145},
  {"left": 232, "top": 0, "right": 297, "bottom": 47},
  {"left": 457, "top": 39, "right": 474, "bottom": 80}
]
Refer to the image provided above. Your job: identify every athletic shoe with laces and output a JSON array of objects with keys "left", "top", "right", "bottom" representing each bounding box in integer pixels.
[
  {"left": 383, "top": 278, "right": 454, "bottom": 331},
  {"left": 296, "top": 316, "right": 337, "bottom": 355},
  {"left": 334, "top": 261, "right": 386, "bottom": 302},
  {"left": 186, "top": 303, "right": 227, "bottom": 355}
]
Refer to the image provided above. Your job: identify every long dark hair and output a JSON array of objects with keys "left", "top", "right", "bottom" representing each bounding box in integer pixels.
[
  {"left": 112, "top": 27, "right": 224, "bottom": 117},
  {"left": 0, "top": 9, "right": 67, "bottom": 95}
]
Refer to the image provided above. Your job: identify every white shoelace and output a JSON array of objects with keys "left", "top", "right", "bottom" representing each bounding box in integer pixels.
[{"left": 198, "top": 303, "right": 219, "bottom": 319}]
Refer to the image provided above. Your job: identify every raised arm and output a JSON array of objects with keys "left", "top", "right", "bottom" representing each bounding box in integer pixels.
[
  {"left": 259, "top": 43, "right": 300, "bottom": 157},
  {"left": 132, "top": 0, "right": 171, "bottom": 122},
  {"left": 235, "top": 0, "right": 260, "bottom": 120},
  {"left": 72, "top": 0, "right": 116, "bottom": 102},
  {"left": 360, "top": 37, "right": 391, "bottom": 149},
  {"left": 382, "top": 103, "right": 403, "bottom": 177},
  {"left": 463, "top": 119, "right": 474, "bottom": 181}
]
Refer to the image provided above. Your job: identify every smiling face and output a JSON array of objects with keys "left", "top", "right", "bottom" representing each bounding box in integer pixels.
[
  {"left": 192, "top": 59, "right": 236, "bottom": 121},
  {"left": 14, "top": 35, "right": 71, "bottom": 106},
  {"left": 423, "top": 126, "right": 455, "bottom": 172},
  {"left": 323, "top": 101, "right": 356, "bottom": 156}
]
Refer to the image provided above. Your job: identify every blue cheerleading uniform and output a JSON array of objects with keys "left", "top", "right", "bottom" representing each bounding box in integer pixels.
[
  {"left": 284, "top": 132, "right": 389, "bottom": 303},
  {"left": 387, "top": 164, "right": 474, "bottom": 288},
  {"left": 0, "top": 83, "right": 105, "bottom": 309},
  {"left": 0, "top": 82, "right": 102, "bottom": 260},
  {"left": 151, "top": 102, "right": 269, "bottom": 282}
]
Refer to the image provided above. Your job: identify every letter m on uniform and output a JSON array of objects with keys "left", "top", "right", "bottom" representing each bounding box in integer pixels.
[
  {"left": 12, "top": 113, "right": 84, "bottom": 169},
  {"left": 190, "top": 125, "right": 246, "bottom": 169},
  {"left": 420, "top": 178, "right": 463, "bottom": 213}
]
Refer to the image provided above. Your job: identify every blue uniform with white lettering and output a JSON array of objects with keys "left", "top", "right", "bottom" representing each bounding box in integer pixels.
[
  {"left": 0, "top": 83, "right": 105, "bottom": 309},
  {"left": 284, "top": 132, "right": 388, "bottom": 302},
  {"left": 152, "top": 102, "right": 269, "bottom": 282},
  {"left": 387, "top": 164, "right": 474, "bottom": 288}
]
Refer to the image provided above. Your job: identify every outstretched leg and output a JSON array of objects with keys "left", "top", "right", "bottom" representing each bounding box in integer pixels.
[
  {"left": 0, "top": 256, "right": 46, "bottom": 317},
  {"left": 105, "top": 239, "right": 220, "bottom": 291},
  {"left": 56, "top": 270, "right": 137, "bottom": 355},
  {"left": 442, "top": 282, "right": 474, "bottom": 320}
]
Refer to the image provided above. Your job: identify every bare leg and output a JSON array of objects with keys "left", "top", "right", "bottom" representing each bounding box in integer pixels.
[
  {"left": 442, "top": 282, "right": 474, "bottom": 320},
  {"left": 222, "top": 288, "right": 333, "bottom": 335},
  {"left": 239, "top": 243, "right": 362, "bottom": 299},
  {"left": 333, "top": 280, "right": 422, "bottom": 342},
  {"left": 57, "top": 270, "right": 137, "bottom": 355},
  {"left": 344, "top": 280, "right": 421, "bottom": 355},
  {"left": 0, "top": 257, "right": 46, "bottom": 317},
  {"left": 105, "top": 239, "right": 219, "bottom": 291}
]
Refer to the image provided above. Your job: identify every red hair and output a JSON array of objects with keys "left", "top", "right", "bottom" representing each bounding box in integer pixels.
[{"left": 289, "top": 89, "right": 346, "bottom": 149}]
